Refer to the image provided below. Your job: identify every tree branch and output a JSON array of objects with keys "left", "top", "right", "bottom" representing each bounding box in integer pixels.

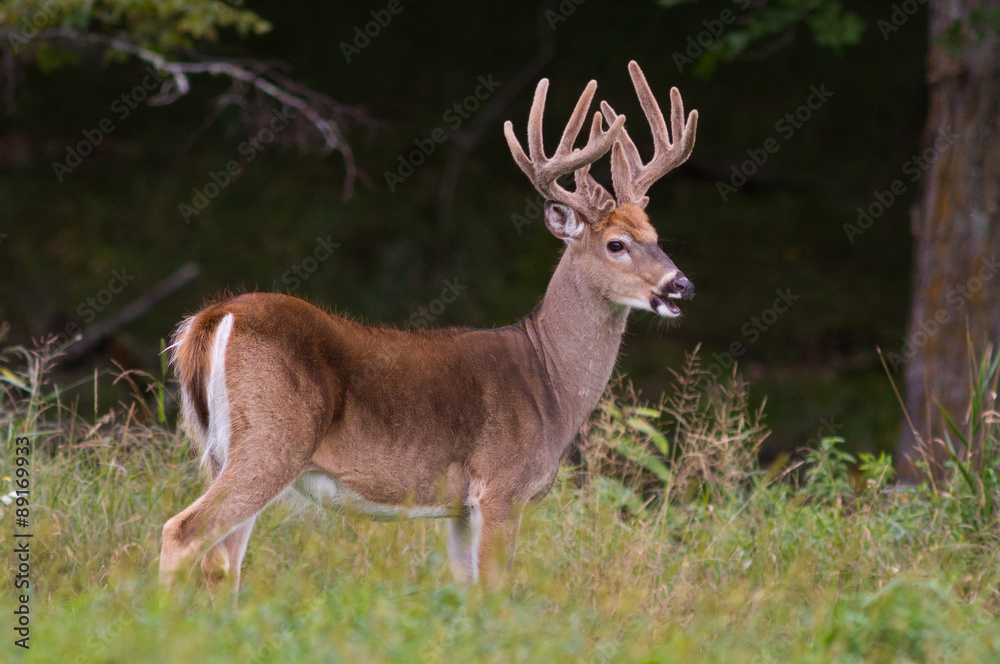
[
  {"left": 0, "top": 27, "right": 373, "bottom": 197},
  {"left": 56, "top": 263, "right": 202, "bottom": 368}
]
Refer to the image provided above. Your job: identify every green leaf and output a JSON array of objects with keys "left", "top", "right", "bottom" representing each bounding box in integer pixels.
[
  {"left": 807, "top": 3, "right": 865, "bottom": 53},
  {"left": 625, "top": 416, "right": 670, "bottom": 456},
  {"left": 33, "top": 44, "right": 78, "bottom": 72},
  {"left": 612, "top": 437, "right": 672, "bottom": 485}
]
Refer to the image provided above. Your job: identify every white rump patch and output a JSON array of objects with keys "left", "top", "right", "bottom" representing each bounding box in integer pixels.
[
  {"left": 292, "top": 471, "right": 453, "bottom": 521},
  {"left": 204, "top": 313, "right": 235, "bottom": 472}
]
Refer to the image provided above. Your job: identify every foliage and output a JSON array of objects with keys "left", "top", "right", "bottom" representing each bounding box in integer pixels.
[
  {"left": 2, "top": 339, "right": 998, "bottom": 662},
  {"left": 933, "top": 341, "right": 1000, "bottom": 541},
  {"left": 0, "top": 0, "right": 270, "bottom": 58},
  {"left": 657, "top": 0, "right": 864, "bottom": 76},
  {"left": 802, "top": 435, "right": 855, "bottom": 500},
  {"left": 582, "top": 348, "right": 767, "bottom": 506}
]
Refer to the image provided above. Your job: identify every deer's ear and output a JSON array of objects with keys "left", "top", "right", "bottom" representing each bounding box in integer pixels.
[{"left": 544, "top": 201, "right": 585, "bottom": 241}]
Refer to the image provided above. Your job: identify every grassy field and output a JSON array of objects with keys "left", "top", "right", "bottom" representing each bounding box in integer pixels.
[{"left": 2, "top": 337, "right": 999, "bottom": 663}]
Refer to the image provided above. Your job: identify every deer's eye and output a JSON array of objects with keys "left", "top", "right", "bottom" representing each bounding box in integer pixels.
[{"left": 607, "top": 241, "right": 625, "bottom": 253}]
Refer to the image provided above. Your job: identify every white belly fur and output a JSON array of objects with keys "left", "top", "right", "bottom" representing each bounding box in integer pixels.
[{"left": 292, "top": 471, "right": 453, "bottom": 522}]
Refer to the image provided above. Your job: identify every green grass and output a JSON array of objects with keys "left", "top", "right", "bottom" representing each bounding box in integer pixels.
[{"left": 2, "top": 338, "right": 999, "bottom": 663}]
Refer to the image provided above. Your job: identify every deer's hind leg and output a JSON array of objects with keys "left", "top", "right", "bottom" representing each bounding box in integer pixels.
[
  {"left": 200, "top": 515, "right": 256, "bottom": 597},
  {"left": 160, "top": 384, "right": 325, "bottom": 592},
  {"left": 197, "top": 455, "right": 260, "bottom": 597},
  {"left": 159, "top": 440, "right": 306, "bottom": 589}
]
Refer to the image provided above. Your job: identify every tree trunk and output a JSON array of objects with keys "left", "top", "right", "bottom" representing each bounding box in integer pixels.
[{"left": 895, "top": 0, "right": 1000, "bottom": 481}]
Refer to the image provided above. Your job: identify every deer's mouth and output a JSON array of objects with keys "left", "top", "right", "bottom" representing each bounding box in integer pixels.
[{"left": 650, "top": 292, "right": 681, "bottom": 317}]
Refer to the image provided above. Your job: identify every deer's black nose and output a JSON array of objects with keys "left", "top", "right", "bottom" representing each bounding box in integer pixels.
[{"left": 669, "top": 276, "right": 695, "bottom": 300}]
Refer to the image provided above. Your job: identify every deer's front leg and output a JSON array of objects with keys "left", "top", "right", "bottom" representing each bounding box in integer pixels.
[
  {"left": 475, "top": 498, "right": 522, "bottom": 587},
  {"left": 446, "top": 488, "right": 521, "bottom": 586}
]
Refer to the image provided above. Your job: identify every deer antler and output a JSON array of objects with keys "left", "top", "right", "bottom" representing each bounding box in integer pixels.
[
  {"left": 504, "top": 78, "right": 626, "bottom": 224},
  {"left": 601, "top": 61, "right": 698, "bottom": 209}
]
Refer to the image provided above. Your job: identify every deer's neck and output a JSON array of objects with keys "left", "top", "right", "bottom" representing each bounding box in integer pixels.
[{"left": 522, "top": 248, "right": 629, "bottom": 434}]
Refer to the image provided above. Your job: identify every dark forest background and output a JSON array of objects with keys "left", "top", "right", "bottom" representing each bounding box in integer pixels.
[{"left": 0, "top": 0, "right": 930, "bottom": 459}]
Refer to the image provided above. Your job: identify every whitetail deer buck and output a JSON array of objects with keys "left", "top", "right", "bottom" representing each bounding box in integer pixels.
[{"left": 161, "top": 61, "right": 697, "bottom": 590}]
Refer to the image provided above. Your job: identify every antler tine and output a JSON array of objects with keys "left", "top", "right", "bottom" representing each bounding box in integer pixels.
[
  {"left": 586, "top": 105, "right": 607, "bottom": 144},
  {"left": 569, "top": 110, "right": 619, "bottom": 219},
  {"left": 526, "top": 78, "right": 549, "bottom": 165},
  {"left": 604, "top": 61, "right": 699, "bottom": 209},
  {"left": 630, "top": 61, "right": 699, "bottom": 193},
  {"left": 601, "top": 100, "right": 646, "bottom": 207},
  {"left": 503, "top": 119, "right": 532, "bottom": 179},
  {"left": 504, "top": 77, "right": 626, "bottom": 223},
  {"left": 555, "top": 80, "right": 597, "bottom": 157}
]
